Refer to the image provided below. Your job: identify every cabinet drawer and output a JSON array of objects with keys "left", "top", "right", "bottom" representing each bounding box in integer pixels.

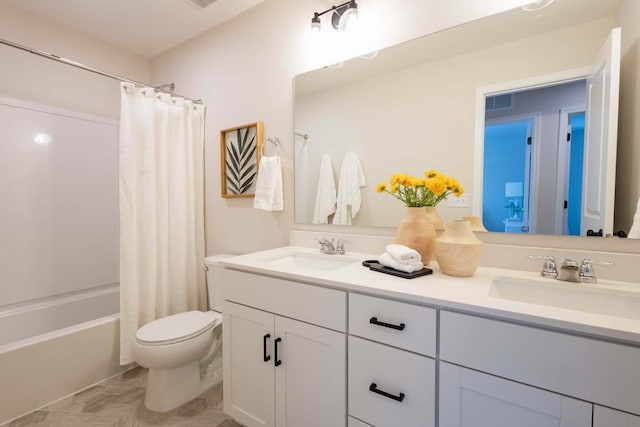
[
  {"left": 349, "top": 336, "right": 435, "bottom": 427},
  {"left": 222, "top": 268, "right": 346, "bottom": 331},
  {"left": 440, "top": 311, "right": 640, "bottom": 415},
  {"left": 348, "top": 416, "right": 372, "bottom": 427},
  {"left": 349, "top": 293, "right": 436, "bottom": 356}
]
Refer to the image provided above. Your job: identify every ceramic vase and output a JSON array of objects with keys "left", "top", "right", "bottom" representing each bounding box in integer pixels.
[
  {"left": 436, "top": 220, "right": 483, "bottom": 276},
  {"left": 395, "top": 207, "right": 436, "bottom": 265},
  {"left": 462, "top": 215, "right": 488, "bottom": 232},
  {"left": 424, "top": 206, "right": 445, "bottom": 230}
]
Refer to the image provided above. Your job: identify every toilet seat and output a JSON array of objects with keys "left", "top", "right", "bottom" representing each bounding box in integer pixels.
[{"left": 136, "top": 311, "right": 222, "bottom": 346}]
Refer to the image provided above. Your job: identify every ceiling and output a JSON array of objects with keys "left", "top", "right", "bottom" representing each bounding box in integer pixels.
[{"left": 0, "top": 0, "right": 267, "bottom": 58}]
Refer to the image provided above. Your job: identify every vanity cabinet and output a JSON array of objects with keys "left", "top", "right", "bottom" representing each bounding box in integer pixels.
[
  {"left": 348, "top": 293, "right": 436, "bottom": 427},
  {"left": 439, "top": 362, "right": 592, "bottom": 427},
  {"left": 222, "top": 270, "right": 346, "bottom": 427},
  {"left": 593, "top": 406, "right": 640, "bottom": 427}
]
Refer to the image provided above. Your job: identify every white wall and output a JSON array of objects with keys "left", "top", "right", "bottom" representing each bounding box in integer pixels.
[
  {"left": 151, "top": 0, "right": 533, "bottom": 255},
  {"left": 0, "top": 3, "right": 149, "bottom": 118},
  {"left": 616, "top": 0, "right": 640, "bottom": 232}
]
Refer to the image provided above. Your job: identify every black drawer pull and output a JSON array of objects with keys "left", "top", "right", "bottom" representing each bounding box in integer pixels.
[
  {"left": 263, "top": 334, "right": 271, "bottom": 362},
  {"left": 370, "top": 316, "right": 406, "bottom": 331},
  {"left": 369, "top": 383, "right": 405, "bottom": 402},
  {"left": 274, "top": 337, "right": 282, "bottom": 366}
]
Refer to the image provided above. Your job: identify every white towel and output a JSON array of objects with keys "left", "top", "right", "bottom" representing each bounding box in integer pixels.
[
  {"left": 628, "top": 197, "right": 640, "bottom": 238},
  {"left": 333, "top": 151, "right": 366, "bottom": 225},
  {"left": 385, "top": 244, "right": 421, "bottom": 264},
  {"left": 253, "top": 155, "right": 283, "bottom": 211},
  {"left": 312, "top": 154, "right": 337, "bottom": 224},
  {"left": 379, "top": 252, "right": 424, "bottom": 273}
]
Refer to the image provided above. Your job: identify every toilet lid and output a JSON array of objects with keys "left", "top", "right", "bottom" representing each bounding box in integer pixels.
[{"left": 136, "top": 311, "right": 222, "bottom": 345}]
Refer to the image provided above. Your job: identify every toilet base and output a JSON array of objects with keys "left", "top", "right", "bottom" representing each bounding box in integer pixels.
[{"left": 145, "top": 361, "right": 201, "bottom": 412}]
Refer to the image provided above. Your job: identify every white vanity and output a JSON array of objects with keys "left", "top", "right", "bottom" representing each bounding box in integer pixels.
[{"left": 219, "top": 244, "right": 640, "bottom": 427}]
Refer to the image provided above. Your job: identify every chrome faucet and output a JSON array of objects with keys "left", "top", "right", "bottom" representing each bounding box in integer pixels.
[
  {"left": 318, "top": 237, "right": 347, "bottom": 255},
  {"left": 529, "top": 255, "right": 613, "bottom": 283}
]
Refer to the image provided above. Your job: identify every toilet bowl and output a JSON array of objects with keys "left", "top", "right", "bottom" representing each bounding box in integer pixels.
[{"left": 133, "top": 254, "right": 231, "bottom": 412}]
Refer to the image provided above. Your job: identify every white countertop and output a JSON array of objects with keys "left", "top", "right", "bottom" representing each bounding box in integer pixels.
[{"left": 219, "top": 246, "right": 640, "bottom": 345}]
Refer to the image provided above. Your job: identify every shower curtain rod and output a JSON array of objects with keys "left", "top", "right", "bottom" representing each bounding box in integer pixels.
[{"left": 0, "top": 37, "right": 203, "bottom": 104}]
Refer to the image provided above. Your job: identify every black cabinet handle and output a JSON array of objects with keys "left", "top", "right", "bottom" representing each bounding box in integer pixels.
[
  {"left": 370, "top": 316, "right": 406, "bottom": 331},
  {"left": 263, "top": 334, "right": 271, "bottom": 362},
  {"left": 274, "top": 337, "right": 282, "bottom": 366},
  {"left": 369, "top": 383, "right": 405, "bottom": 402}
]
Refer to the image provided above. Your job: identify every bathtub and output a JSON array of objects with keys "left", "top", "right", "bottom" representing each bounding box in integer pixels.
[{"left": 0, "top": 284, "right": 130, "bottom": 424}]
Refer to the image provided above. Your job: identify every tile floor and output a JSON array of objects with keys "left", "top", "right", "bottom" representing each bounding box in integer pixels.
[{"left": 3, "top": 367, "right": 243, "bottom": 427}]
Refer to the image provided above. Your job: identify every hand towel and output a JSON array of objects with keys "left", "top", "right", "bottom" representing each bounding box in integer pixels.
[
  {"left": 628, "top": 197, "right": 640, "bottom": 238},
  {"left": 379, "top": 252, "right": 424, "bottom": 273},
  {"left": 253, "top": 155, "right": 283, "bottom": 211},
  {"left": 333, "top": 151, "right": 366, "bottom": 225},
  {"left": 385, "top": 244, "right": 421, "bottom": 264},
  {"left": 312, "top": 154, "right": 337, "bottom": 224}
]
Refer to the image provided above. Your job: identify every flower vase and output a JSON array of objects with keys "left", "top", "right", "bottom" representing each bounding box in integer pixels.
[
  {"left": 395, "top": 207, "right": 436, "bottom": 265},
  {"left": 436, "top": 220, "right": 483, "bottom": 276},
  {"left": 424, "top": 206, "right": 444, "bottom": 230}
]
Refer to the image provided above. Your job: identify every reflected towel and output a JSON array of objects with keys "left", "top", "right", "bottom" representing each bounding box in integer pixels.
[
  {"left": 333, "top": 152, "right": 366, "bottom": 225},
  {"left": 253, "top": 155, "right": 283, "bottom": 211},
  {"left": 379, "top": 252, "right": 424, "bottom": 273},
  {"left": 385, "top": 244, "right": 421, "bottom": 264},
  {"left": 312, "top": 154, "right": 337, "bottom": 224},
  {"left": 628, "top": 197, "right": 640, "bottom": 238}
]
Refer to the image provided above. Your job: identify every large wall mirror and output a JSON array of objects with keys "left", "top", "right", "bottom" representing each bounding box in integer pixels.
[{"left": 294, "top": 0, "right": 635, "bottom": 239}]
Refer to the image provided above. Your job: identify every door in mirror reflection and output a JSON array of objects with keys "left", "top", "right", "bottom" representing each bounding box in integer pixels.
[{"left": 483, "top": 119, "right": 532, "bottom": 234}]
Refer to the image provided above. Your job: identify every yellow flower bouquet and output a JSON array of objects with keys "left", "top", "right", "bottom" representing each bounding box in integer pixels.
[{"left": 376, "top": 170, "right": 464, "bottom": 207}]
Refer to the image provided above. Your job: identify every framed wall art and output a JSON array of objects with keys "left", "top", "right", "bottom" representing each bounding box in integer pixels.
[{"left": 220, "top": 121, "right": 263, "bottom": 198}]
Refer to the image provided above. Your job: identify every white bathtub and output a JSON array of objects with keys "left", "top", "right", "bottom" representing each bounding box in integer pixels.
[{"left": 0, "top": 284, "right": 129, "bottom": 424}]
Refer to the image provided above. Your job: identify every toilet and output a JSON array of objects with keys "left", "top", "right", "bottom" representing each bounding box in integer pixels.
[{"left": 133, "top": 254, "right": 231, "bottom": 412}]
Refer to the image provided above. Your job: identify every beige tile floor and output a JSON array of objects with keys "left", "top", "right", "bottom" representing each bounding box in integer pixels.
[{"left": 3, "top": 367, "right": 243, "bottom": 427}]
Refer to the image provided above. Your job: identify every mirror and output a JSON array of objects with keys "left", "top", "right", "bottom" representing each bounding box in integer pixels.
[{"left": 294, "top": 0, "right": 629, "bottom": 236}]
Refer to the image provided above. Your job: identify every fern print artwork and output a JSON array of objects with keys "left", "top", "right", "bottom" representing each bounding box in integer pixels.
[{"left": 220, "top": 122, "right": 263, "bottom": 198}]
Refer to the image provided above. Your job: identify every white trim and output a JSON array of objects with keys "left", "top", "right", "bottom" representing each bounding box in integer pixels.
[
  {"left": 0, "top": 95, "right": 118, "bottom": 126},
  {"left": 474, "top": 67, "right": 591, "bottom": 230}
]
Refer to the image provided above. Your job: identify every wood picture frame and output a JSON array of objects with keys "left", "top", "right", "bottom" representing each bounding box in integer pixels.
[{"left": 220, "top": 121, "right": 263, "bottom": 198}]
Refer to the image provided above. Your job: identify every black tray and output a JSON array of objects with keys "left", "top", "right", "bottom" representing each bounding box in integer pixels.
[{"left": 362, "top": 260, "right": 433, "bottom": 279}]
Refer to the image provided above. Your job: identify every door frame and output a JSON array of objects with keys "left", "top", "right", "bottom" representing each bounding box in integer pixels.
[
  {"left": 555, "top": 107, "right": 586, "bottom": 235},
  {"left": 473, "top": 67, "right": 591, "bottom": 232}
]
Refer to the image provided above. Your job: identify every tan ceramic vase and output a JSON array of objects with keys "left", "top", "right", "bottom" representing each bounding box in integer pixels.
[
  {"left": 395, "top": 207, "right": 436, "bottom": 265},
  {"left": 424, "top": 206, "right": 445, "bottom": 230},
  {"left": 436, "top": 220, "right": 483, "bottom": 276},
  {"left": 462, "top": 215, "right": 488, "bottom": 232}
]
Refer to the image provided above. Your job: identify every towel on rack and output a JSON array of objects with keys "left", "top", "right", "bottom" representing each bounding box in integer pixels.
[
  {"left": 333, "top": 152, "right": 366, "bottom": 225},
  {"left": 378, "top": 252, "right": 424, "bottom": 273},
  {"left": 628, "top": 197, "right": 640, "bottom": 238},
  {"left": 312, "top": 154, "right": 337, "bottom": 224},
  {"left": 253, "top": 155, "right": 283, "bottom": 211}
]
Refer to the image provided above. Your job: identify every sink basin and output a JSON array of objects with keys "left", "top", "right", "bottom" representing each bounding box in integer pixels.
[
  {"left": 265, "top": 251, "right": 359, "bottom": 272},
  {"left": 489, "top": 276, "right": 640, "bottom": 320}
]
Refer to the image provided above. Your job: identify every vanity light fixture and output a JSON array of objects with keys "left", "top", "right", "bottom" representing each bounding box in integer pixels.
[
  {"left": 521, "top": 0, "right": 555, "bottom": 12},
  {"left": 310, "top": 0, "right": 359, "bottom": 33}
]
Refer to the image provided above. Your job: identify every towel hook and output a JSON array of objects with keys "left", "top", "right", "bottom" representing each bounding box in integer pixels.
[{"left": 262, "top": 137, "right": 280, "bottom": 157}]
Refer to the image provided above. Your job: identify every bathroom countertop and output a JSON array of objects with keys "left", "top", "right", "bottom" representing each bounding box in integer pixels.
[{"left": 219, "top": 246, "right": 640, "bottom": 345}]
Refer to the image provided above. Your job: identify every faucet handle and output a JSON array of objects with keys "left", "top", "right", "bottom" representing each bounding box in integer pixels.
[
  {"left": 528, "top": 255, "right": 558, "bottom": 278},
  {"left": 579, "top": 259, "right": 614, "bottom": 284},
  {"left": 335, "top": 239, "right": 351, "bottom": 255}
]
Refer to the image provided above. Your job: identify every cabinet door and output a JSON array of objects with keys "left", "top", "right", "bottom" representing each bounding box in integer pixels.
[
  {"left": 274, "top": 316, "right": 346, "bottom": 427},
  {"left": 223, "top": 301, "right": 275, "bottom": 427},
  {"left": 594, "top": 406, "right": 640, "bottom": 427},
  {"left": 439, "top": 362, "right": 592, "bottom": 427}
]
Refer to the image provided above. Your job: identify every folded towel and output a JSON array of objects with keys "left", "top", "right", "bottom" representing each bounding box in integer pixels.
[
  {"left": 253, "top": 155, "right": 283, "bottom": 211},
  {"left": 379, "top": 252, "right": 424, "bottom": 273},
  {"left": 312, "top": 154, "right": 337, "bottom": 224},
  {"left": 385, "top": 244, "right": 421, "bottom": 264},
  {"left": 628, "top": 197, "right": 640, "bottom": 238},
  {"left": 333, "top": 152, "right": 366, "bottom": 225}
]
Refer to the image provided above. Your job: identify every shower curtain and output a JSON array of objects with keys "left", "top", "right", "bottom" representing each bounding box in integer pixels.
[{"left": 119, "top": 83, "right": 206, "bottom": 364}]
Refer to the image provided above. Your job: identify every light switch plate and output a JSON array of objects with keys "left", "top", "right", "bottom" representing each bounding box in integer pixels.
[{"left": 448, "top": 193, "right": 469, "bottom": 207}]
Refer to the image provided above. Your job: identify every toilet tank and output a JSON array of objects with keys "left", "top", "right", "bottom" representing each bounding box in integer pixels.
[{"left": 204, "top": 254, "right": 234, "bottom": 313}]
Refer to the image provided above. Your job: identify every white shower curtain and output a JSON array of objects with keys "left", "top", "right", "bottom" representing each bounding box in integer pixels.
[{"left": 119, "top": 83, "right": 206, "bottom": 364}]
